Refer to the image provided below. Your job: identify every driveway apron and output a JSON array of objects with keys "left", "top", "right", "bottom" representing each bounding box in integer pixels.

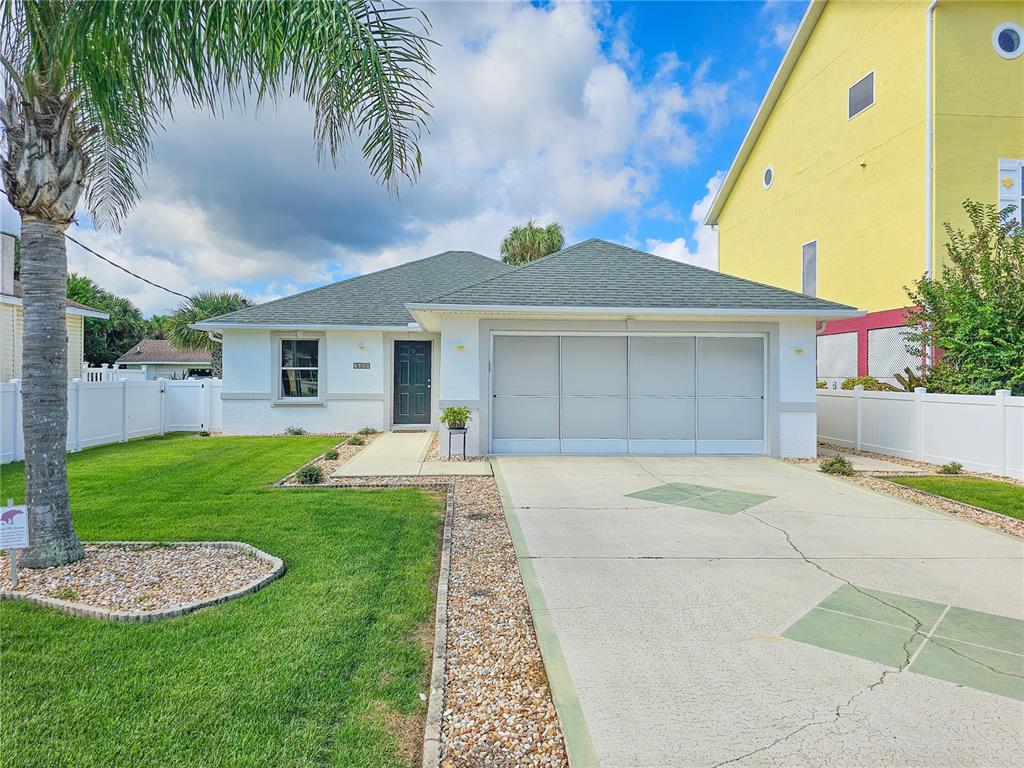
[{"left": 493, "top": 455, "right": 1024, "bottom": 768}]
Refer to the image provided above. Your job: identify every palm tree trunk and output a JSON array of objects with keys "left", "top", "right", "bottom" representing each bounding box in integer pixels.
[
  {"left": 17, "top": 218, "right": 83, "bottom": 568},
  {"left": 211, "top": 344, "right": 222, "bottom": 378}
]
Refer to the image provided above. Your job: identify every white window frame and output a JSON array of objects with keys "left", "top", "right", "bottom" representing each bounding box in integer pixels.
[
  {"left": 993, "top": 22, "right": 1024, "bottom": 59},
  {"left": 273, "top": 333, "right": 325, "bottom": 403},
  {"left": 848, "top": 71, "right": 875, "bottom": 120},
  {"left": 997, "top": 158, "right": 1023, "bottom": 232},
  {"left": 802, "top": 240, "right": 818, "bottom": 298}
]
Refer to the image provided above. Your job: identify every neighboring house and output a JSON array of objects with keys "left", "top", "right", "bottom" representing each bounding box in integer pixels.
[
  {"left": 115, "top": 339, "right": 213, "bottom": 380},
  {"left": 194, "top": 240, "right": 857, "bottom": 458},
  {"left": 0, "top": 232, "right": 109, "bottom": 383},
  {"left": 706, "top": 0, "right": 1024, "bottom": 386}
]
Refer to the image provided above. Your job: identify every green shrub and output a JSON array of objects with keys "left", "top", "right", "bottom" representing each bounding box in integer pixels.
[
  {"left": 198, "top": 430, "right": 211, "bottom": 437},
  {"left": 820, "top": 455, "right": 855, "bottom": 476},
  {"left": 51, "top": 587, "right": 78, "bottom": 601},
  {"left": 324, "top": 448, "right": 339, "bottom": 460},
  {"left": 937, "top": 461, "right": 963, "bottom": 475},
  {"left": 296, "top": 464, "right": 324, "bottom": 484},
  {"left": 840, "top": 376, "right": 898, "bottom": 392},
  {"left": 440, "top": 406, "right": 472, "bottom": 429},
  {"left": 816, "top": 380, "right": 828, "bottom": 389},
  {"left": 357, "top": 426, "right": 377, "bottom": 436},
  {"left": 284, "top": 426, "right": 307, "bottom": 435},
  {"left": 346, "top": 435, "right": 365, "bottom": 446}
]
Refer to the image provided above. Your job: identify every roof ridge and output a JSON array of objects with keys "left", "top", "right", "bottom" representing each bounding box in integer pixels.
[
  {"left": 211, "top": 249, "right": 492, "bottom": 322},
  {"left": 422, "top": 238, "right": 602, "bottom": 302}
]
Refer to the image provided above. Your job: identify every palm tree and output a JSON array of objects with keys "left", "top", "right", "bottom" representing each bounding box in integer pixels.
[
  {"left": 0, "top": 1, "right": 434, "bottom": 567},
  {"left": 166, "top": 292, "right": 253, "bottom": 377},
  {"left": 499, "top": 220, "right": 565, "bottom": 266}
]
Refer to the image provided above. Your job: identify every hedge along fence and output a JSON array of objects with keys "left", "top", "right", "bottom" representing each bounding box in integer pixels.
[
  {"left": 1, "top": 378, "right": 223, "bottom": 464},
  {"left": 817, "top": 387, "right": 1023, "bottom": 480}
]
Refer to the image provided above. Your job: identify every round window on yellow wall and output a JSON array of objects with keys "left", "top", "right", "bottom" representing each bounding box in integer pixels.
[
  {"left": 762, "top": 166, "right": 774, "bottom": 189},
  {"left": 993, "top": 23, "right": 1023, "bottom": 59}
]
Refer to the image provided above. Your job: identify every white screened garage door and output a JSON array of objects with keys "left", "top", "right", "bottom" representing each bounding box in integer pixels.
[{"left": 491, "top": 334, "right": 766, "bottom": 455}]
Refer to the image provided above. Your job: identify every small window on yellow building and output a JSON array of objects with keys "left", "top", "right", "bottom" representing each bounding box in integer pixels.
[
  {"left": 993, "top": 23, "right": 1023, "bottom": 59},
  {"left": 762, "top": 166, "right": 774, "bottom": 189},
  {"left": 848, "top": 72, "right": 874, "bottom": 119}
]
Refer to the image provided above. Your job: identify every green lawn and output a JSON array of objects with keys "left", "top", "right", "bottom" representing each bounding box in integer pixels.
[
  {"left": 0, "top": 434, "right": 443, "bottom": 768},
  {"left": 889, "top": 475, "right": 1024, "bottom": 522}
]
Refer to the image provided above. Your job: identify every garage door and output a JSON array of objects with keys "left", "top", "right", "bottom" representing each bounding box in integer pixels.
[{"left": 491, "top": 334, "right": 765, "bottom": 455}]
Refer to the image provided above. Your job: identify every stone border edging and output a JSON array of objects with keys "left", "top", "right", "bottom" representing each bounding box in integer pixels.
[
  {"left": 0, "top": 541, "right": 285, "bottom": 622},
  {"left": 422, "top": 481, "right": 455, "bottom": 768}
]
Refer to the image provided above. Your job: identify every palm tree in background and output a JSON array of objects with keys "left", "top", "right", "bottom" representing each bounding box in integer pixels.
[
  {"left": 166, "top": 292, "right": 253, "bottom": 378},
  {"left": 499, "top": 220, "right": 565, "bottom": 266},
  {"left": 0, "top": 0, "right": 434, "bottom": 567}
]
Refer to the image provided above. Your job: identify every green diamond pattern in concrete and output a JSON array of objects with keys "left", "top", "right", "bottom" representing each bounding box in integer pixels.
[
  {"left": 783, "top": 585, "right": 1024, "bottom": 701},
  {"left": 625, "top": 482, "right": 775, "bottom": 514}
]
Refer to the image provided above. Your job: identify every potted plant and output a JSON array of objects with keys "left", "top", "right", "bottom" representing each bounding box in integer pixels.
[{"left": 440, "top": 406, "right": 472, "bottom": 431}]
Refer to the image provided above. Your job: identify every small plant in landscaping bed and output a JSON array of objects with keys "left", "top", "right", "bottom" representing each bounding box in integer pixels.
[
  {"left": 938, "top": 461, "right": 963, "bottom": 475},
  {"left": 346, "top": 435, "right": 365, "bottom": 446},
  {"left": 820, "top": 455, "right": 855, "bottom": 476},
  {"left": 816, "top": 380, "right": 828, "bottom": 389},
  {"left": 324, "top": 449, "right": 339, "bottom": 460},
  {"left": 296, "top": 464, "right": 324, "bottom": 484},
  {"left": 284, "top": 426, "right": 307, "bottom": 435},
  {"left": 357, "top": 426, "right": 377, "bottom": 436},
  {"left": 440, "top": 406, "right": 472, "bottom": 430},
  {"left": 50, "top": 587, "right": 78, "bottom": 601},
  {"left": 198, "top": 430, "right": 211, "bottom": 437}
]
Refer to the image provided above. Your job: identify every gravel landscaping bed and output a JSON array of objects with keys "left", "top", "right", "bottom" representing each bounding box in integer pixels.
[
  {"left": 429, "top": 432, "right": 488, "bottom": 463},
  {"left": 0, "top": 542, "right": 278, "bottom": 614},
  {"left": 318, "top": 473, "right": 568, "bottom": 767},
  {"left": 818, "top": 441, "right": 1023, "bottom": 483},
  {"left": 279, "top": 432, "right": 379, "bottom": 483}
]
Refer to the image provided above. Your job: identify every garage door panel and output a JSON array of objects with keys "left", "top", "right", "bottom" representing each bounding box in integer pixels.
[
  {"left": 698, "top": 397, "right": 764, "bottom": 440},
  {"left": 629, "top": 337, "right": 696, "bottom": 396},
  {"left": 697, "top": 337, "right": 764, "bottom": 397},
  {"left": 493, "top": 336, "right": 558, "bottom": 396},
  {"left": 628, "top": 397, "right": 696, "bottom": 439},
  {"left": 493, "top": 396, "right": 559, "bottom": 439},
  {"left": 561, "top": 337, "right": 627, "bottom": 396},
  {"left": 561, "top": 397, "right": 628, "bottom": 439}
]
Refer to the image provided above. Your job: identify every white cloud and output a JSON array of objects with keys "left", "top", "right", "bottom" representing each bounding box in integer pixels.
[
  {"left": 760, "top": 0, "right": 801, "bottom": 51},
  {"left": 646, "top": 171, "right": 725, "bottom": 271},
  {"left": 5, "top": 1, "right": 753, "bottom": 316}
]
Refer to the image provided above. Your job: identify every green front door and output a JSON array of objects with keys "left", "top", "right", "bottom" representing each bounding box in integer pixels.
[{"left": 394, "top": 340, "right": 431, "bottom": 424}]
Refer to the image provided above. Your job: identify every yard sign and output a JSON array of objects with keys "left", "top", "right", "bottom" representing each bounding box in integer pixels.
[{"left": 1, "top": 499, "right": 28, "bottom": 587}]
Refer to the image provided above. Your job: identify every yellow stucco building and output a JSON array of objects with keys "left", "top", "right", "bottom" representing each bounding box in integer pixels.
[{"left": 707, "top": 0, "right": 1024, "bottom": 384}]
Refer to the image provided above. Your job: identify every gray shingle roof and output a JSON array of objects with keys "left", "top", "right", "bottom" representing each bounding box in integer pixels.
[
  {"left": 423, "top": 239, "right": 856, "bottom": 313},
  {"left": 115, "top": 339, "right": 211, "bottom": 365},
  {"left": 206, "top": 251, "right": 512, "bottom": 326}
]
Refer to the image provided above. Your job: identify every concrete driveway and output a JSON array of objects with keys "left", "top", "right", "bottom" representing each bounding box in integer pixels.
[{"left": 492, "top": 456, "right": 1024, "bottom": 768}]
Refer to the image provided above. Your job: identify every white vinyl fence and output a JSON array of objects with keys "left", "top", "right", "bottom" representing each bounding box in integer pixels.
[
  {"left": 818, "top": 387, "right": 1023, "bottom": 479},
  {"left": 81, "top": 364, "right": 147, "bottom": 382},
  {"left": 1, "top": 378, "right": 222, "bottom": 464}
]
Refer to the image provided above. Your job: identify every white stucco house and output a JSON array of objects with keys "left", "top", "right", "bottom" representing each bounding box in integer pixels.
[{"left": 194, "top": 240, "right": 860, "bottom": 457}]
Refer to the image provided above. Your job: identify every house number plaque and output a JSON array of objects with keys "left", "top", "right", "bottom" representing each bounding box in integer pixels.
[{"left": 353, "top": 362, "right": 371, "bottom": 369}]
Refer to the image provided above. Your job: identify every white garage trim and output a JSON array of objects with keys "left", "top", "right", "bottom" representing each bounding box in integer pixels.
[{"left": 488, "top": 331, "right": 768, "bottom": 456}]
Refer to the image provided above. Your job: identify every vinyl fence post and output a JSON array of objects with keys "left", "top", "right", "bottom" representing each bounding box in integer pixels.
[
  {"left": 71, "top": 378, "right": 82, "bottom": 452},
  {"left": 9, "top": 379, "right": 23, "bottom": 462},
  {"left": 201, "top": 380, "right": 209, "bottom": 431},
  {"left": 995, "top": 389, "right": 1010, "bottom": 477},
  {"left": 854, "top": 385, "right": 864, "bottom": 451},
  {"left": 914, "top": 386, "right": 927, "bottom": 461},
  {"left": 158, "top": 379, "right": 166, "bottom": 436},
  {"left": 121, "top": 379, "right": 129, "bottom": 442}
]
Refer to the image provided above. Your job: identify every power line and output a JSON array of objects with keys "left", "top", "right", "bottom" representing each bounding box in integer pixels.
[{"left": 64, "top": 233, "right": 190, "bottom": 300}]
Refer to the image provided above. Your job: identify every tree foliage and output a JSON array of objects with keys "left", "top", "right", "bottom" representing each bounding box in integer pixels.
[
  {"left": 905, "top": 200, "right": 1024, "bottom": 395},
  {"left": 500, "top": 220, "right": 565, "bottom": 266},
  {"left": 66, "top": 273, "right": 146, "bottom": 364},
  {"left": 166, "top": 291, "right": 253, "bottom": 377}
]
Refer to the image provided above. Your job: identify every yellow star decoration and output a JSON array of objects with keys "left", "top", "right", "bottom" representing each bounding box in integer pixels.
[{"left": 1003, "top": 176, "right": 1016, "bottom": 189}]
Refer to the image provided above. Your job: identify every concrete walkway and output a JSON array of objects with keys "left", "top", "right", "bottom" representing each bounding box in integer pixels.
[
  {"left": 332, "top": 431, "right": 491, "bottom": 477},
  {"left": 493, "top": 455, "right": 1024, "bottom": 768}
]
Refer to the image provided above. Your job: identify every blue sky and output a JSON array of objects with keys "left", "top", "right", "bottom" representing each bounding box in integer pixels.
[{"left": 1, "top": 1, "right": 807, "bottom": 316}]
